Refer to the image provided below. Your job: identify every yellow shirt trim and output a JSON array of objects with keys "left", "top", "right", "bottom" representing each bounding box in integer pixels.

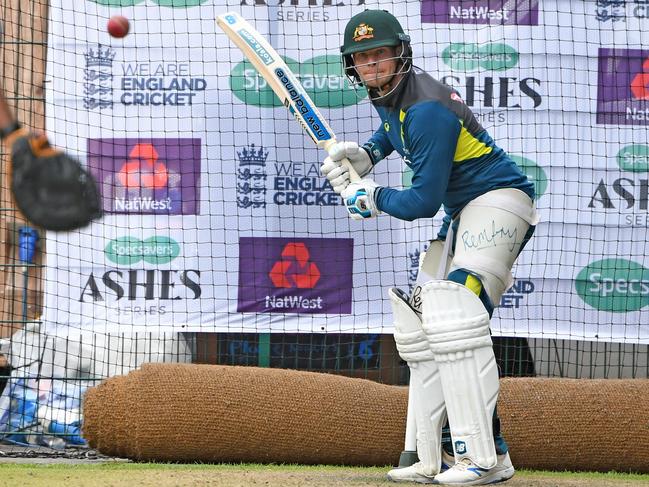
[
  {"left": 454, "top": 125, "right": 492, "bottom": 162},
  {"left": 465, "top": 274, "right": 483, "bottom": 297},
  {"left": 399, "top": 109, "right": 406, "bottom": 146}
]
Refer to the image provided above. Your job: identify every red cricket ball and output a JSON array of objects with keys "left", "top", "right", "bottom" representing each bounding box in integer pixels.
[{"left": 107, "top": 15, "right": 130, "bottom": 38}]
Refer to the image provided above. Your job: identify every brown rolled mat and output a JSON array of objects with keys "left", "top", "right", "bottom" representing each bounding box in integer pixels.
[
  {"left": 499, "top": 377, "right": 649, "bottom": 473},
  {"left": 83, "top": 364, "right": 649, "bottom": 472},
  {"left": 84, "top": 363, "right": 407, "bottom": 465},
  {"left": 83, "top": 374, "right": 135, "bottom": 458}
]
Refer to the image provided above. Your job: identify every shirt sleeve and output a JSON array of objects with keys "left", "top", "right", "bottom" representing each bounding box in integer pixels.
[
  {"left": 365, "top": 123, "right": 394, "bottom": 164},
  {"left": 375, "top": 101, "right": 461, "bottom": 222}
]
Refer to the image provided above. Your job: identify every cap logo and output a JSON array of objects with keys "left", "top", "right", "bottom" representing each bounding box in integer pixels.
[{"left": 353, "top": 23, "right": 374, "bottom": 42}]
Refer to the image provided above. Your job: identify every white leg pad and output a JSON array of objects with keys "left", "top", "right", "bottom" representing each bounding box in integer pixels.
[
  {"left": 420, "top": 281, "right": 499, "bottom": 470},
  {"left": 389, "top": 288, "right": 447, "bottom": 477},
  {"left": 409, "top": 239, "right": 453, "bottom": 316}
]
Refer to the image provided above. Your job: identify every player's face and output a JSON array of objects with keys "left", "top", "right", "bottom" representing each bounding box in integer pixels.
[{"left": 352, "top": 46, "right": 400, "bottom": 89}]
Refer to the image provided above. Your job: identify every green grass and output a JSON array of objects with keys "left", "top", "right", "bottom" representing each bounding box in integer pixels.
[
  {"left": 514, "top": 468, "right": 649, "bottom": 482},
  {"left": 0, "top": 462, "right": 647, "bottom": 487}
]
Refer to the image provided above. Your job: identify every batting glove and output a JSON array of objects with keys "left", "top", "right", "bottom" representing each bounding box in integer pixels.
[
  {"left": 341, "top": 179, "right": 382, "bottom": 220},
  {"left": 320, "top": 141, "right": 373, "bottom": 194}
]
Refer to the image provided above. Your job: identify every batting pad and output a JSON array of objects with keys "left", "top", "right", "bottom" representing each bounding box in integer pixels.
[
  {"left": 83, "top": 364, "right": 649, "bottom": 473},
  {"left": 421, "top": 280, "right": 499, "bottom": 469},
  {"left": 390, "top": 287, "right": 446, "bottom": 475}
]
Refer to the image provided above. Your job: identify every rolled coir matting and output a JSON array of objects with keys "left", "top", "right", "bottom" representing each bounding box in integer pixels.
[
  {"left": 499, "top": 377, "right": 649, "bottom": 473},
  {"left": 83, "top": 363, "right": 407, "bottom": 465},
  {"left": 83, "top": 364, "right": 649, "bottom": 472}
]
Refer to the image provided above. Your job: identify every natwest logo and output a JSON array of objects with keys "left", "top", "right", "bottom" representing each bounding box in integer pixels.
[
  {"left": 88, "top": 138, "right": 201, "bottom": 215},
  {"left": 421, "top": 0, "right": 539, "bottom": 25},
  {"left": 597, "top": 48, "right": 649, "bottom": 125},
  {"left": 237, "top": 237, "right": 353, "bottom": 314},
  {"left": 269, "top": 242, "right": 321, "bottom": 288}
]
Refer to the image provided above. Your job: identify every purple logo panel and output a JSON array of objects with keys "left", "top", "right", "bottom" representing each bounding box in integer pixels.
[
  {"left": 237, "top": 237, "right": 354, "bottom": 314},
  {"left": 87, "top": 138, "right": 201, "bottom": 214},
  {"left": 597, "top": 48, "right": 649, "bottom": 126},
  {"left": 421, "top": 0, "right": 539, "bottom": 25}
]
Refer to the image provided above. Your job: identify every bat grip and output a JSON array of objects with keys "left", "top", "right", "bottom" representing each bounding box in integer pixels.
[{"left": 322, "top": 139, "right": 361, "bottom": 183}]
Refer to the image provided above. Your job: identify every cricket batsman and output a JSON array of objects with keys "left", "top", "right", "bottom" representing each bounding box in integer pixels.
[{"left": 320, "top": 9, "right": 538, "bottom": 485}]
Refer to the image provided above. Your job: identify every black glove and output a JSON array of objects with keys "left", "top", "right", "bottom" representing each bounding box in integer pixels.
[{"left": 5, "top": 128, "right": 103, "bottom": 231}]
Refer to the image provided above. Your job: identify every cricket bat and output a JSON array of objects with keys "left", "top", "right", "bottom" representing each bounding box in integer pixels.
[{"left": 217, "top": 12, "right": 361, "bottom": 183}]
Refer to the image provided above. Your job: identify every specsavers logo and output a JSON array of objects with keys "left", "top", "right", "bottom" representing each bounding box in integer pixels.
[
  {"left": 441, "top": 43, "right": 519, "bottom": 72},
  {"left": 575, "top": 258, "right": 649, "bottom": 312},
  {"left": 617, "top": 145, "right": 649, "bottom": 172},
  {"left": 105, "top": 236, "right": 180, "bottom": 265},
  {"left": 88, "top": 0, "right": 208, "bottom": 6},
  {"left": 230, "top": 55, "right": 365, "bottom": 108}
]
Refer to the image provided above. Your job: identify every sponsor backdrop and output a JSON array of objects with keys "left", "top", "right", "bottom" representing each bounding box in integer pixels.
[{"left": 43, "top": 0, "right": 649, "bottom": 343}]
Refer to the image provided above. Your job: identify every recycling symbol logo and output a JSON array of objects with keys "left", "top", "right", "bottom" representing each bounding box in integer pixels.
[{"left": 269, "top": 242, "right": 321, "bottom": 289}]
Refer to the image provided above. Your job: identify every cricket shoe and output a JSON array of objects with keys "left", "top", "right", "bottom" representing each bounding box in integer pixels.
[
  {"left": 431, "top": 452, "right": 514, "bottom": 485},
  {"left": 387, "top": 451, "right": 456, "bottom": 484}
]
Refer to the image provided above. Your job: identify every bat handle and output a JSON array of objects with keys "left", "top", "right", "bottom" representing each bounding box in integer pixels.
[{"left": 322, "top": 139, "right": 361, "bottom": 183}]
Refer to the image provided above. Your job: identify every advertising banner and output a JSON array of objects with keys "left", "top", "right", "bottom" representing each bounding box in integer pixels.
[{"left": 43, "top": 0, "right": 649, "bottom": 343}]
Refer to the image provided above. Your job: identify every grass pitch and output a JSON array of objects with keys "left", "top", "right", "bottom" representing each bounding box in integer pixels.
[{"left": 1, "top": 463, "right": 649, "bottom": 487}]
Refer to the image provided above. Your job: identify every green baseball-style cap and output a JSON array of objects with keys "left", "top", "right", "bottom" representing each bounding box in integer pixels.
[{"left": 341, "top": 10, "right": 410, "bottom": 56}]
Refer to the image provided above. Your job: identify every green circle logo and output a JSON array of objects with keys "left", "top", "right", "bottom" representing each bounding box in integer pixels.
[
  {"left": 442, "top": 43, "right": 519, "bottom": 72},
  {"left": 510, "top": 155, "right": 548, "bottom": 199},
  {"left": 575, "top": 258, "right": 649, "bottom": 313},
  {"left": 105, "top": 236, "right": 180, "bottom": 265},
  {"left": 230, "top": 55, "right": 365, "bottom": 108},
  {"left": 616, "top": 145, "right": 649, "bottom": 172}
]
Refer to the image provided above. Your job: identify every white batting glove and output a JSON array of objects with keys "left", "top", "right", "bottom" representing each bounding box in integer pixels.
[
  {"left": 341, "top": 179, "right": 382, "bottom": 220},
  {"left": 320, "top": 141, "right": 373, "bottom": 194}
]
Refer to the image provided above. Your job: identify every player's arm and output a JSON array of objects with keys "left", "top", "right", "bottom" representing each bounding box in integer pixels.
[
  {"left": 0, "top": 86, "right": 102, "bottom": 231},
  {"left": 374, "top": 102, "right": 459, "bottom": 221}
]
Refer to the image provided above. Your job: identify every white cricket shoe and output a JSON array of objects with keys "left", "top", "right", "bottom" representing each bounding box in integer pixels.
[
  {"left": 387, "top": 451, "right": 455, "bottom": 484},
  {"left": 432, "top": 452, "right": 515, "bottom": 485}
]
